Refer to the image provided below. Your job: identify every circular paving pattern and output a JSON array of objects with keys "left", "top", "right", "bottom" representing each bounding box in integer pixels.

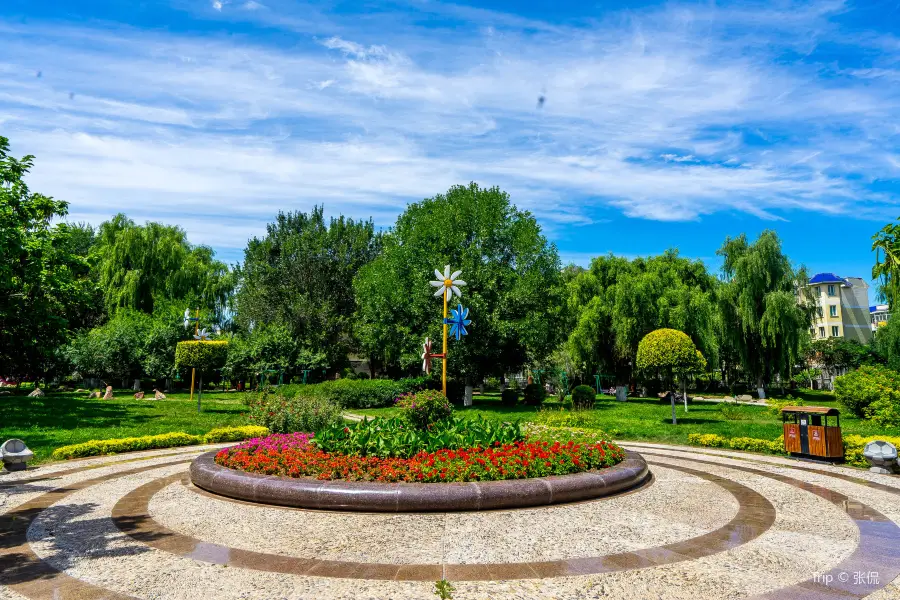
[{"left": 2, "top": 441, "right": 899, "bottom": 599}]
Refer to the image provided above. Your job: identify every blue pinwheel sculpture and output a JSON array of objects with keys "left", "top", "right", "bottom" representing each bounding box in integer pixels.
[{"left": 443, "top": 304, "right": 472, "bottom": 341}]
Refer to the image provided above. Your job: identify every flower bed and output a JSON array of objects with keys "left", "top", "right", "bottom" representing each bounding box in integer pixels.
[{"left": 215, "top": 433, "right": 625, "bottom": 483}]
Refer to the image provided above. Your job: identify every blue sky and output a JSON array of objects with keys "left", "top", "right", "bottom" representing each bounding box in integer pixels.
[{"left": 3, "top": 1, "right": 900, "bottom": 302}]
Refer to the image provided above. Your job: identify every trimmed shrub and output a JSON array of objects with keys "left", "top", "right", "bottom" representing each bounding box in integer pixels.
[
  {"left": 687, "top": 433, "right": 784, "bottom": 455},
  {"left": 246, "top": 388, "right": 342, "bottom": 433},
  {"left": 636, "top": 329, "right": 705, "bottom": 373},
  {"left": 523, "top": 383, "right": 547, "bottom": 406},
  {"left": 395, "top": 390, "right": 453, "bottom": 429},
  {"left": 52, "top": 432, "right": 202, "bottom": 460},
  {"left": 175, "top": 340, "right": 229, "bottom": 371},
  {"left": 500, "top": 388, "right": 519, "bottom": 406},
  {"left": 834, "top": 365, "right": 900, "bottom": 420},
  {"left": 203, "top": 426, "right": 270, "bottom": 444},
  {"left": 571, "top": 385, "right": 596, "bottom": 409}
]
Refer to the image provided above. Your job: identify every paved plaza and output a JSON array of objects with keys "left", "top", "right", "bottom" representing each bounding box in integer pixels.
[{"left": 2, "top": 442, "right": 899, "bottom": 600}]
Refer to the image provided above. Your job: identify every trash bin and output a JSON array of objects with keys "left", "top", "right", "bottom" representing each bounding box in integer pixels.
[{"left": 781, "top": 406, "right": 843, "bottom": 462}]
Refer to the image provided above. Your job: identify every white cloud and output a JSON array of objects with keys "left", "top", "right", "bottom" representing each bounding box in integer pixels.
[{"left": 2, "top": 0, "right": 899, "bottom": 258}]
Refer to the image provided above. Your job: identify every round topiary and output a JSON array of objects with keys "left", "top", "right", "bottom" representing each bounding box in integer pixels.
[
  {"left": 500, "top": 388, "right": 520, "bottom": 406},
  {"left": 523, "top": 382, "right": 547, "bottom": 406},
  {"left": 636, "top": 329, "right": 705, "bottom": 373},
  {"left": 571, "top": 385, "right": 596, "bottom": 409}
]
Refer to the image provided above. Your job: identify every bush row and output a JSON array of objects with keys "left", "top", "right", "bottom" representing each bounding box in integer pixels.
[
  {"left": 51, "top": 425, "right": 270, "bottom": 460},
  {"left": 273, "top": 377, "right": 430, "bottom": 409},
  {"left": 688, "top": 432, "right": 900, "bottom": 469},
  {"left": 687, "top": 433, "right": 785, "bottom": 455}
]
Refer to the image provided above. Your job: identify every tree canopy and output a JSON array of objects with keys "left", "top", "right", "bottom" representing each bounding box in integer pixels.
[
  {"left": 717, "top": 230, "right": 813, "bottom": 397},
  {"left": 353, "top": 183, "right": 565, "bottom": 381},
  {"left": 234, "top": 206, "right": 380, "bottom": 371},
  {"left": 93, "top": 214, "right": 233, "bottom": 319},
  {"left": 566, "top": 250, "right": 718, "bottom": 382},
  {"left": 0, "top": 136, "right": 94, "bottom": 380}
]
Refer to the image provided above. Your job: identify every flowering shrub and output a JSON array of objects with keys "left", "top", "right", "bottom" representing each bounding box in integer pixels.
[
  {"left": 215, "top": 434, "right": 626, "bottom": 482},
  {"left": 395, "top": 389, "right": 452, "bottom": 429},
  {"left": 313, "top": 416, "right": 523, "bottom": 458},
  {"left": 245, "top": 388, "right": 342, "bottom": 433}
]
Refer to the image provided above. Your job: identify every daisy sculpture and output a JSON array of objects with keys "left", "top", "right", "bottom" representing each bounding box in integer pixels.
[{"left": 427, "top": 265, "right": 471, "bottom": 395}]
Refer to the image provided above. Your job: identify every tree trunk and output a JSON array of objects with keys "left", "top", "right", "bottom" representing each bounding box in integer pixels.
[
  {"left": 756, "top": 376, "right": 766, "bottom": 400},
  {"left": 671, "top": 393, "right": 677, "bottom": 425},
  {"left": 197, "top": 375, "right": 202, "bottom": 413},
  {"left": 464, "top": 375, "right": 473, "bottom": 407},
  {"left": 133, "top": 379, "right": 141, "bottom": 391},
  {"left": 500, "top": 375, "right": 507, "bottom": 392},
  {"left": 683, "top": 378, "right": 688, "bottom": 412}
]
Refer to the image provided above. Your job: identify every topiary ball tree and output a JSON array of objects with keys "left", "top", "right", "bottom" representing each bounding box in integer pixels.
[
  {"left": 523, "top": 382, "right": 547, "bottom": 406},
  {"left": 175, "top": 340, "right": 229, "bottom": 412},
  {"left": 571, "top": 384, "right": 596, "bottom": 409},
  {"left": 636, "top": 328, "right": 705, "bottom": 425}
]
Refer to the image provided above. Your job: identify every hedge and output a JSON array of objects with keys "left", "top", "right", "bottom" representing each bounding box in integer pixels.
[
  {"left": 175, "top": 340, "right": 229, "bottom": 371},
  {"left": 203, "top": 426, "right": 270, "bottom": 443},
  {"left": 266, "top": 377, "right": 430, "bottom": 409},
  {"left": 51, "top": 425, "right": 270, "bottom": 460},
  {"left": 688, "top": 432, "right": 900, "bottom": 469}
]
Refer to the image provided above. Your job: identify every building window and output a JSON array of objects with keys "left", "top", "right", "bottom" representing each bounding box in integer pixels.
[
  {"left": 827, "top": 284, "right": 836, "bottom": 296},
  {"left": 815, "top": 286, "right": 821, "bottom": 296},
  {"left": 817, "top": 307, "right": 823, "bottom": 318},
  {"left": 829, "top": 305, "right": 837, "bottom": 317},
  {"left": 832, "top": 325, "right": 840, "bottom": 337},
  {"left": 819, "top": 327, "right": 826, "bottom": 337}
]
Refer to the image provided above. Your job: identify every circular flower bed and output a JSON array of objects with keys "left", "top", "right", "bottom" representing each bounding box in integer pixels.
[{"left": 214, "top": 432, "right": 626, "bottom": 483}]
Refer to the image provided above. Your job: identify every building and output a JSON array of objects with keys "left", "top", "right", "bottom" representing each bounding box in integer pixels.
[
  {"left": 806, "top": 273, "right": 873, "bottom": 344},
  {"left": 871, "top": 304, "right": 890, "bottom": 332}
]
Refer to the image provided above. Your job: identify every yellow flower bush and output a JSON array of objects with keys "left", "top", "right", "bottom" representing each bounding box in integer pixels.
[{"left": 52, "top": 425, "right": 271, "bottom": 460}]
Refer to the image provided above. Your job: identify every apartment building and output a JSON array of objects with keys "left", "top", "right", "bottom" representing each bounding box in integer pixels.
[
  {"left": 806, "top": 273, "right": 873, "bottom": 344},
  {"left": 871, "top": 304, "right": 890, "bottom": 332}
]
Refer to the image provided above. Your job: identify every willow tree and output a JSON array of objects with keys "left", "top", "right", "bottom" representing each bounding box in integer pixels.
[
  {"left": 717, "top": 231, "right": 813, "bottom": 398},
  {"left": 93, "top": 214, "right": 233, "bottom": 319},
  {"left": 566, "top": 250, "right": 718, "bottom": 387}
]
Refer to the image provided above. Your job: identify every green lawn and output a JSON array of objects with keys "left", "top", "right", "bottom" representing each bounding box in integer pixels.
[
  {"left": 0, "top": 389, "right": 252, "bottom": 464},
  {"left": 355, "top": 391, "right": 900, "bottom": 446}
]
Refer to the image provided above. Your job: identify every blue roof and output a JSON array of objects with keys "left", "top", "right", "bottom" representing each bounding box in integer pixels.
[
  {"left": 871, "top": 306, "right": 878, "bottom": 313},
  {"left": 809, "top": 273, "right": 846, "bottom": 285}
]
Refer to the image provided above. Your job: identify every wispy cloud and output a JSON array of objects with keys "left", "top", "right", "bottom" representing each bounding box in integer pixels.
[{"left": 2, "top": 0, "right": 900, "bottom": 258}]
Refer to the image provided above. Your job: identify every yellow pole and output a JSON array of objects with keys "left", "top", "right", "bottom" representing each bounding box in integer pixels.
[
  {"left": 190, "top": 309, "right": 199, "bottom": 409},
  {"left": 442, "top": 288, "right": 448, "bottom": 396}
]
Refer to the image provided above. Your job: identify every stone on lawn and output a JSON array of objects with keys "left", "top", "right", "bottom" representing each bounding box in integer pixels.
[
  {"left": 737, "top": 394, "right": 753, "bottom": 401},
  {"left": 27, "top": 387, "right": 44, "bottom": 397},
  {"left": 153, "top": 389, "right": 166, "bottom": 400},
  {"left": 103, "top": 386, "right": 114, "bottom": 400},
  {"left": 1, "top": 438, "right": 34, "bottom": 472},
  {"left": 134, "top": 391, "right": 145, "bottom": 399}
]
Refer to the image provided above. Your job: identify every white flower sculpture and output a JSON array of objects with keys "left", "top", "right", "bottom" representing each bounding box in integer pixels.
[
  {"left": 429, "top": 265, "right": 466, "bottom": 300},
  {"left": 194, "top": 328, "right": 211, "bottom": 341}
]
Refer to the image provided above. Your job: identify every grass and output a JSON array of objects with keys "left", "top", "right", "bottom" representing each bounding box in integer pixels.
[
  {"left": 0, "top": 389, "right": 251, "bottom": 464},
  {"left": 355, "top": 391, "right": 900, "bottom": 447}
]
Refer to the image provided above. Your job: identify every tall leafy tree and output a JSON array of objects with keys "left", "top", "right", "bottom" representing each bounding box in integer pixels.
[
  {"left": 0, "top": 136, "right": 93, "bottom": 380},
  {"left": 354, "top": 183, "right": 565, "bottom": 381},
  {"left": 566, "top": 250, "right": 718, "bottom": 383},
  {"left": 872, "top": 219, "right": 900, "bottom": 308},
  {"left": 93, "top": 214, "right": 233, "bottom": 320},
  {"left": 717, "top": 230, "right": 813, "bottom": 398},
  {"left": 235, "top": 206, "right": 380, "bottom": 370}
]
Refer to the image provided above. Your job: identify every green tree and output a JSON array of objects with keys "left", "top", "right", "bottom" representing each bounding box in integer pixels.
[
  {"left": 235, "top": 207, "right": 380, "bottom": 371},
  {"left": 872, "top": 219, "right": 900, "bottom": 308},
  {"left": 875, "top": 314, "right": 900, "bottom": 371},
  {"left": 717, "top": 230, "right": 813, "bottom": 398},
  {"left": 806, "top": 337, "right": 879, "bottom": 387},
  {"left": 93, "top": 214, "right": 233, "bottom": 319},
  {"left": 566, "top": 250, "right": 718, "bottom": 386},
  {"left": 222, "top": 323, "right": 329, "bottom": 384},
  {"left": 636, "top": 328, "right": 705, "bottom": 424},
  {"left": 354, "top": 183, "right": 565, "bottom": 382},
  {"left": 66, "top": 308, "right": 189, "bottom": 385},
  {"left": 0, "top": 136, "right": 93, "bottom": 381}
]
